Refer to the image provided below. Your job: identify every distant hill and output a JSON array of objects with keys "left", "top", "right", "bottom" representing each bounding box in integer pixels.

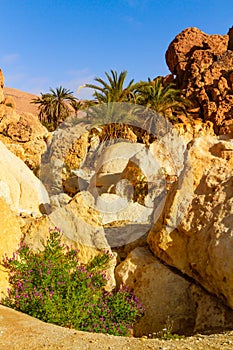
[{"left": 3, "top": 87, "right": 39, "bottom": 116}]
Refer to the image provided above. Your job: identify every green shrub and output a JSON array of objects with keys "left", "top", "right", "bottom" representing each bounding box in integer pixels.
[{"left": 1, "top": 228, "right": 144, "bottom": 336}]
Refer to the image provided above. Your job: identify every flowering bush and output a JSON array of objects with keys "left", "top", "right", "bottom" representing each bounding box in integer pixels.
[{"left": 1, "top": 228, "right": 144, "bottom": 336}]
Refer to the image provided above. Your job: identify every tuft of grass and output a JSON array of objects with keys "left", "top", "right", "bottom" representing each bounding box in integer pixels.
[{"left": 150, "top": 317, "right": 185, "bottom": 340}]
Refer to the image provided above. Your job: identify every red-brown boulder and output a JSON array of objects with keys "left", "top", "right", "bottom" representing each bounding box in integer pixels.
[
  {"left": 166, "top": 27, "right": 228, "bottom": 87},
  {"left": 165, "top": 27, "right": 233, "bottom": 134}
]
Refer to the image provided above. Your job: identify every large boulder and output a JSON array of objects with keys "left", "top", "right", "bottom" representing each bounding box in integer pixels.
[
  {"left": 147, "top": 134, "right": 233, "bottom": 309},
  {"left": 115, "top": 247, "right": 233, "bottom": 336},
  {"left": 115, "top": 247, "right": 196, "bottom": 336},
  {"left": 166, "top": 27, "right": 228, "bottom": 87},
  {"left": 40, "top": 118, "right": 90, "bottom": 196},
  {"left": 0, "top": 198, "right": 22, "bottom": 297},
  {"left": 23, "top": 191, "right": 106, "bottom": 256},
  {"left": 0, "top": 141, "right": 49, "bottom": 214},
  {"left": 165, "top": 27, "right": 233, "bottom": 134}
]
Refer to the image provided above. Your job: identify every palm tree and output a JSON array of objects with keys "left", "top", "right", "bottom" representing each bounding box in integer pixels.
[
  {"left": 135, "top": 77, "right": 191, "bottom": 126},
  {"left": 32, "top": 93, "right": 54, "bottom": 127},
  {"left": 84, "top": 70, "right": 137, "bottom": 103},
  {"left": 134, "top": 77, "right": 192, "bottom": 137},
  {"left": 70, "top": 100, "right": 85, "bottom": 117},
  {"left": 32, "top": 86, "right": 77, "bottom": 130},
  {"left": 83, "top": 70, "right": 141, "bottom": 141}
]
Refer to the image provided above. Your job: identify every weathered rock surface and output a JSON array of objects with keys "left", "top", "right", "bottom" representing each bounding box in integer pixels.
[
  {"left": 0, "top": 199, "right": 22, "bottom": 297},
  {"left": 166, "top": 27, "right": 233, "bottom": 134},
  {"left": 148, "top": 134, "right": 233, "bottom": 309},
  {"left": 0, "top": 141, "right": 49, "bottom": 214},
  {"left": 115, "top": 247, "right": 233, "bottom": 336}
]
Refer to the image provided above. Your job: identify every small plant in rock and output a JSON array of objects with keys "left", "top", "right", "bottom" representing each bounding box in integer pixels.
[
  {"left": 150, "top": 316, "right": 184, "bottom": 340},
  {"left": 1, "top": 228, "right": 144, "bottom": 336}
]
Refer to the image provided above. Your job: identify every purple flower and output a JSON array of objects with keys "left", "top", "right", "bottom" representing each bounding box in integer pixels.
[{"left": 17, "top": 282, "right": 23, "bottom": 289}]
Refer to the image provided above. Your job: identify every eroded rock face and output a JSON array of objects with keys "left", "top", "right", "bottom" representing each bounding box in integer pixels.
[
  {"left": 115, "top": 247, "right": 233, "bottom": 336},
  {"left": 166, "top": 27, "right": 233, "bottom": 134},
  {"left": 147, "top": 135, "right": 233, "bottom": 309}
]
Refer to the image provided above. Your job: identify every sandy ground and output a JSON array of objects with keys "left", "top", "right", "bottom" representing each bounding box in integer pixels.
[{"left": 1, "top": 305, "right": 233, "bottom": 350}]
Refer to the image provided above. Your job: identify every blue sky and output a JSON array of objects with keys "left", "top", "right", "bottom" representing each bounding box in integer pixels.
[{"left": 1, "top": 0, "right": 233, "bottom": 99}]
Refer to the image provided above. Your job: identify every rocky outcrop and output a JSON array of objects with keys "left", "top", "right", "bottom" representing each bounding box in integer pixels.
[
  {"left": 0, "top": 141, "right": 49, "bottom": 214},
  {"left": 115, "top": 247, "right": 233, "bottom": 336},
  {"left": 147, "top": 134, "right": 233, "bottom": 309},
  {"left": 166, "top": 27, "right": 233, "bottom": 134},
  {"left": 166, "top": 27, "right": 228, "bottom": 86},
  {"left": 0, "top": 70, "right": 48, "bottom": 170},
  {"left": 0, "top": 106, "right": 48, "bottom": 171}
]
